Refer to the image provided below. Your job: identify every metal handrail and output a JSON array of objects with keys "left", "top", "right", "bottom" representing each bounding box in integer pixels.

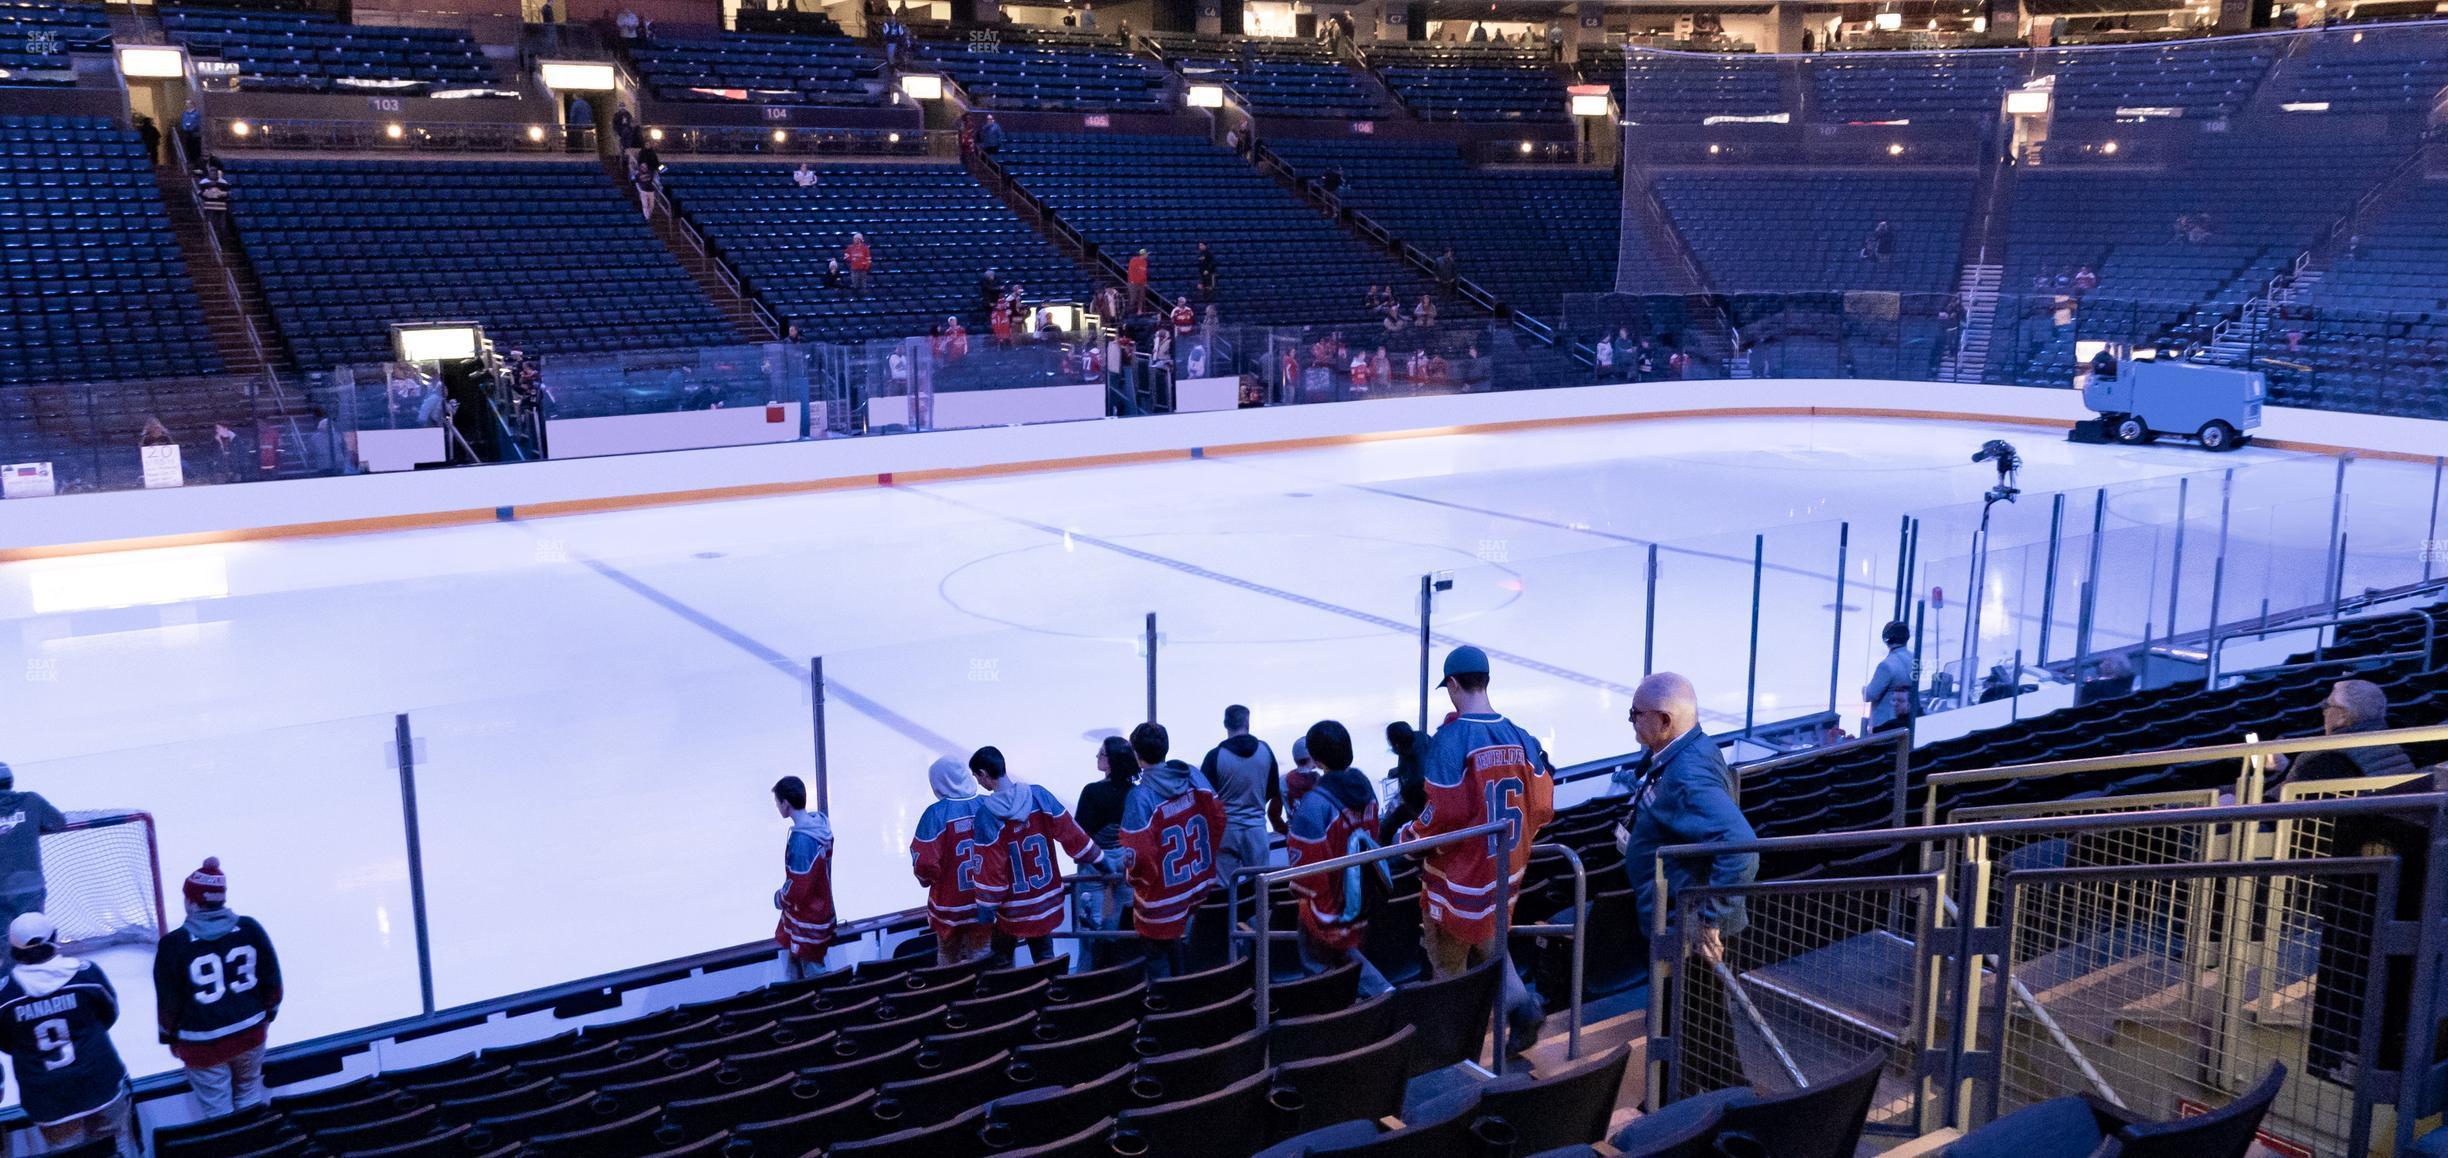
[
  {"left": 167, "top": 129, "right": 313, "bottom": 467},
  {"left": 1924, "top": 721, "right": 2448, "bottom": 789},
  {"left": 1658, "top": 789, "right": 2448, "bottom": 867},
  {"left": 2206, "top": 605, "right": 2438, "bottom": 684}
]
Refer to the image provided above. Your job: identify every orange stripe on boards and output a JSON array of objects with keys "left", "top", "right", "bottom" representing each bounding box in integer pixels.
[{"left": 0, "top": 401, "right": 2244, "bottom": 562}]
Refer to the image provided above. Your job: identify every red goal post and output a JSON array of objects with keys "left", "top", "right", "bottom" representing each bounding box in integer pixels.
[{"left": 40, "top": 810, "right": 168, "bottom": 951}]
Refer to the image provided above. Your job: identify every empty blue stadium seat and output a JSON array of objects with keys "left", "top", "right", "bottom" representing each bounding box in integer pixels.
[{"left": 223, "top": 158, "right": 729, "bottom": 368}]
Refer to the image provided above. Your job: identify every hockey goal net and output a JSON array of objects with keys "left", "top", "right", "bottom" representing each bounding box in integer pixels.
[{"left": 41, "top": 810, "right": 167, "bottom": 951}]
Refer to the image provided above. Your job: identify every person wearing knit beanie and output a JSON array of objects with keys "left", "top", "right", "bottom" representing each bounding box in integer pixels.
[{"left": 153, "top": 856, "right": 283, "bottom": 1118}]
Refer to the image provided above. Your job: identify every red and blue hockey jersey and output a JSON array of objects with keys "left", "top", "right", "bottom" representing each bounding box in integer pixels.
[
  {"left": 974, "top": 784, "right": 1100, "bottom": 939},
  {"left": 774, "top": 811, "right": 836, "bottom": 963},
  {"left": 1398, "top": 712, "right": 1554, "bottom": 945},
  {"left": 1119, "top": 761, "right": 1226, "bottom": 941},
  {"left": 1285, "top": 770, "right": 1383, "bottom": 954},
  {"left": 911, "top": 795, "right": 990, "bottom": 940}
]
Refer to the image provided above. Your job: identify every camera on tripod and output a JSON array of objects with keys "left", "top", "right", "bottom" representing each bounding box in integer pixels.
[{"left": 1972, "top": 439, "right": 2021, "bottom": 505}]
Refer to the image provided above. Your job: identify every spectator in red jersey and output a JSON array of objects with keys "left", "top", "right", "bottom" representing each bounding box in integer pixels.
[
  {"left": 911, "top": 758, "right": 992, "bottom": 965},
  {"left": 1400, "top": 646, "right": 1555, "bottom": 1051},
  {"left": 844, "top": 234, "right": 872, "bottom": 293},
  {"left": 1126, "top": 249, "right": 1150, "bottom": 315},
  {"left": 1119, "top": 722, "right": 1224, "bottom": 978},
  {"left": 1285, "top": 720, "right": 1394, "bottom": 998},
  {"left": 770, "top": 776, "right": 835, "bottom": 979},
  {"left": 1273, "top": 735, "right": 1317, "bottom": 835},
  {"left": 1073, "top": 737, "right": 1139, "bottom": 969},
  {"left": 1170, "top": 298, "right": 1195, "bottom": 336},
  {"left": 969, "top": 747, "right": 1098, "bottom": 968}
]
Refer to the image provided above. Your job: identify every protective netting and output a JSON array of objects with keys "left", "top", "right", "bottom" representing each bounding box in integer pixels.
[
  {"left": 1997, "top": 860, "right": 2393, "bottom": 1157},
  {"left": 41, "top": 811, "right": 165, "bottom": 950}
]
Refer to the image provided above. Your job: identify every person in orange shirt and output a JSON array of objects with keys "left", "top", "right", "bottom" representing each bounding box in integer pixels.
[{"left": 1126, "top": 249, "right": 1149, "bottom": 315}]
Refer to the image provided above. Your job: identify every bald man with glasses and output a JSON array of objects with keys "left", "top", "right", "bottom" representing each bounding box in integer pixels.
[
  {"left": 1614, "top": 673, "right": 1759, "bottom": 965},
  {"left": 2265, "top": 678, "right": 2417, "bottom": 798}
]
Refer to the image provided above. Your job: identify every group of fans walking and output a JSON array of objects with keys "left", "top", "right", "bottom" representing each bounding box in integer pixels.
[{"left": 771, "top": 643, "right": 1576, "bottom": 1049}]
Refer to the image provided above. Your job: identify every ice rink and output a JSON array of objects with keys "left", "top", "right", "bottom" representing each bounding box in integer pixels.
[{"left": 1, "top": 413, "right": 2438, "bottom": 1093}]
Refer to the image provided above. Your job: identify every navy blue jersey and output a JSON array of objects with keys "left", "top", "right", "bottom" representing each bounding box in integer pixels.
[{"left": 0, "top": 960, "right": 127, "bottom": 1125}]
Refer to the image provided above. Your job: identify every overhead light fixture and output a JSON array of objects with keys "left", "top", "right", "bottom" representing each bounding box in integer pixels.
[
  {"left": 1971, "top": 15, "right": 1988, "bottom": 30},
  {"left": 229, "top": 120, "right": 251, "bottom": 138},
  {"left": 526, "top": 125, "right": 546, "bottom": 142},
  {"left": 117, "top": 45, "right": 187, "bottom": 78},
  {"left": 772, "top": 128, "right": 787, "bottom": 142},
  {"left": 648, "top": 127, "right": 664, "bottom": 142},
  {"left": 1887, "top": 142, "right": 1905, "bottom": 155},
  {"left": 2099, "top": 140, "right": 2118, "bottom": 154},
  {"left": 1707, "top": 143, "right": 1722, "bottom": 155},
  {"left": 538, "top": 60, "right": 616, "bottom": 91},
  {"left": 888, "top": 131, "right": 902, "bottom": 143},
  {"left": 1519, "top": 140, "right": 1535, "bottom": 155},
  {"left": 393, "top": 323, "right": 480, "bottom": 363},
  {"left": 384, "top": 122, "right": 404, "bottom": 140},
  {"left": 2280, "top": 101, "right": 2332, "bottom": 112},
  {"left": 1875, "top": 11, "right": 1904, "bottom": 30}
]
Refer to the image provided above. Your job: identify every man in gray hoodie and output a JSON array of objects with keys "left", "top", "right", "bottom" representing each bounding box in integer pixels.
[
  {"left": 0, "top": 763, "right": 68, "bottom": 941},
  {"left": 1200, "top": 704, "right": 1281, "bottom": 884},
  {"left": 1862, "top": 621, "right": 1918, "bottom": 735}
]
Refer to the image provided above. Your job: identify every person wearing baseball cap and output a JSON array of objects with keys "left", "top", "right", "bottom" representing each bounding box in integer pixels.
[
  {"left": 154, "top": 857, "right": 284, "bottom": 1118},
  {"left": 0, "top": 762, "right": 70, "bottom": 944},
  {"left": 1398, "top": 644, "right": 1556, "bottom": 1053},
  {"left": 0, "top": 911, "right": 135, "bottom": 1153}
]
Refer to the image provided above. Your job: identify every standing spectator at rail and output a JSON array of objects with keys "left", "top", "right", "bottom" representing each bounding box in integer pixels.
[
  {"left": 969, "top": 746, "right": 1098, "bottom": 968},
  {"left": 1377, "top": 722, "right": 1427, "bottom": 843},
  {"left": 978, "top": 114, "right": 1005, "bottom": 156},
  {"left": 1200, "top": 705, "right": 1281, "bottom": 883},
  {"left": 1285, "top": 720, "right": 1394, "bottom": 998},
  {"left": 1119, "top": 722, "right": 1224, "bottom": 977},
  {"left": 1435, "top": 247, "right": 1458, "bottom": 296},
  {"left": 1126, "top": 249, "right": 1151, "bottom": 315},
  {"left": 1862, "top": 621, "right": 1918, "bottom": 735},
  {"left": 1, "top": 914, "right": 132, "bottom": 1155},
  {"left": 768, "top": 776, "right": 834, "bottom": 978},
  {"left": 174, "top": 104, "right": 204, "bottom": 170},
  {"left": 1074, "top": 737, "right": 1139, "bottom": 968},
  {"left": 1402, "top": 646, "right": 1555, "bottom": 1048},
  {"left": 0, "top": 764, "right": 68, "bottom": 941},
  {"left": 844, "top": 233, "right": 872, "bottom": 293},
  {"left": 1615, "top": 672, "right": 1758, "bottom": 972},
  {"left": 1275, "top": 735, "right": 1318, "bottom": 832},
  {"left": 155, "top": 858, "right": 283, "bottom": 1118},
  {"left": 1594, "top": 332, "right": 1616, "bottom": 380},
  {"left": 1170, "top": 296, "right": 1195, "bottom": 338},
  {"left": 133, "top": 115, "right": 162, "bottom": 168},
  {"left": 979, "top": 267, "right": 1001, "bottom": 318},
  {"left": 911, "top": 757, "right": 992, "bottom": 964},
  {"left": 1196, "top": 242, "right": 1217, "bottom": 300},
  {"left": 1094, "top": 283, "right": 1123, "bottom": 324}
]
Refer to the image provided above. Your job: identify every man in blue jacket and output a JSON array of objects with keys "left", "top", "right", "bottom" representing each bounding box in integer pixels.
[{"left": 1615, "top": 672, "right": 1759, "bottom": 965}]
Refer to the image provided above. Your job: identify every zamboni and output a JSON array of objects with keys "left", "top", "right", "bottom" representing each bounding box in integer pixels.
[{"left": 2068, "top": 344, "right": 2263, "bottom": 452}]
